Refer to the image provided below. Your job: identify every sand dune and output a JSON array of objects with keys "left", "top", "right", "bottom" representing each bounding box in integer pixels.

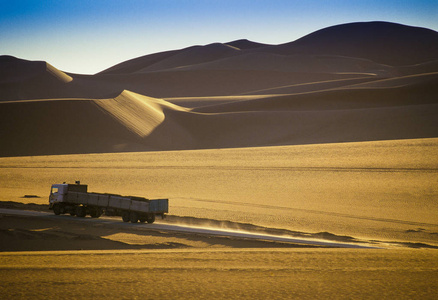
[
  {"left": 136, "top": 43, "right": 241, "bottom": 72},
  {"left": 224, "top": 39, "right": 270, "bottom": 50},
  {"left": 1, "top": 69, "right": 437, "bottom": 156},
  {"left": 0, "top": 56, "right": 72, "bottom": 100},
  {"left": 98, "top": 40, "right": 264, "bottom": 75},
  {"left": 98, "top": 21, "right": 438, "bottom": 76},
  {"left": 155, "top": 103, "right": 438, "bottom": 149},
  {"left": 0, "top": 56, "right": 72, "bottom": 84},
  {"left": 1, "top": 21, "right": 437, "bottom": 156},
  {"left": 95, "top": 90, "right": 185, "bottom": 138},
  {"left": 2, "top": 22, "right": 437, "bottom": 101},
  {"left": 78, "top": 69, "right": 364, "bottom": 98},
  {"left": 261, "top": 21, "right": 438, "bottom": 66},
  {"left": 98, "top": 42, "right": 247, "bottom": 75},
  {"left": 98, "top": 49, "right": 181, "bottom": 75},
  {"left": 194, "top": 72, "right": 438, "bottom": 113},
  {"left": 0, "top": 91, "right": 188, "bottom": 156},
  {"left": 0, "top": 97, "right": 142, "bottom": 156},
  {"left": 173, "top": 52, "right": 395, "bottom": 76},
  {"left": 2, "top": 66, "right": 367, "bottom": 100}
]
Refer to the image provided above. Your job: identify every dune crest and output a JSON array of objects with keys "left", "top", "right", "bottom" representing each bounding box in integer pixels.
[
  {"left": 95, "top": 90, "right": 185, "bottom": 138},
  {"left": 46, "top": 63, "right": 73, "bottom": 83}
]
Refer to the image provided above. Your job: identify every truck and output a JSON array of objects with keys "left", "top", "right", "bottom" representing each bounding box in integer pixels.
[{"left": 49, "top": 181, "right": 168, "bottom": 224}]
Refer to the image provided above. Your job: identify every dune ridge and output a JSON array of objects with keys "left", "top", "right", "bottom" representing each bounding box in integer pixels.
[{"left": 95, "top": 90, "right": 185, "bottom": 138}]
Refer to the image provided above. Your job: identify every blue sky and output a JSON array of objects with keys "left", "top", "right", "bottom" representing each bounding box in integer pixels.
[{"left": 1, "top": 0, "right": 437, "bottom": 74}]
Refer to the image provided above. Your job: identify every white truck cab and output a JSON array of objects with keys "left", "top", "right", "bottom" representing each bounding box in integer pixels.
[
  {"left": 49, "top": 184, "right": 67, "bottom": 205},
  {"left": 49, "top": 182, "right": 88, "bottom": 209}
]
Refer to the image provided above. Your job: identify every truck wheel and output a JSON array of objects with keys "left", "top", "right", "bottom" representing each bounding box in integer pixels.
[
  {"left": 122, "top": 212, "right": 130, "bottom": 222},
  {"left": 53, "top": 203, "right": 61, "bottom": 215},
  {"left": 89, "top": 207, "right": 102, "bottom": 218},
  {"left": 147, "top": 214, "right": 156, "bottom": 224},
  {"left": 139, "top": 215, "right": 147, "bottom": 223},
  {"left": 130, "top": 212, "right": 138, "bottom": 223},
  {"left": 76, "top": 206, "right": 86, "bottom": 218}
]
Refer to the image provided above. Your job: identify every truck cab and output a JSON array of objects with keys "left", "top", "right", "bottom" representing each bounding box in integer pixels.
[
  {"left": 49, "top": 182, "right": 88, "bottom": 209},
  {"left": 49, "top": 184, "right": 66, "bottom": 207}
]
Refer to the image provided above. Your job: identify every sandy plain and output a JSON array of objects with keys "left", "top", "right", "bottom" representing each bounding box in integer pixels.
[
  {"left": 1, "top": 138, "right": 438, "bottom": 298},
  {"left": 1, "top": 248, "right": 438, "bottom": 299},
  {"left": 1, "top": 138, "right": 437, "bottom": 245}
]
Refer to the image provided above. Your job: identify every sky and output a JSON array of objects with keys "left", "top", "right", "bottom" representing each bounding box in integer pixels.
[{"left": 1, "top": 0, "right": 437, "bottom": 74}]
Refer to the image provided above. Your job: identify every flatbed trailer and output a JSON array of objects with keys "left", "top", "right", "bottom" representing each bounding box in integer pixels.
[{"left": 49, "top": 182, "right": 168, "bottom": 223}]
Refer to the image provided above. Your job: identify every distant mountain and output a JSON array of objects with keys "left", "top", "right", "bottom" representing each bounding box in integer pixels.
[
  {"left": 1, "top": 21, "right": 438, "bottom": 101},
  {"left": 263, "top": 21, "right": 438, "bottom": 66},
  {"left": 99, "top": 21, "right": 438, "bottom": 76}
]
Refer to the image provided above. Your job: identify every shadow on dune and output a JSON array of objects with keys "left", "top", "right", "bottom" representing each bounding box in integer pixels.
[
  {"left": 1, "top": 75, "right": 438, "bottom": 156},
  {"left": 144, "top": 73, "right": 438, "bottom": 150}
]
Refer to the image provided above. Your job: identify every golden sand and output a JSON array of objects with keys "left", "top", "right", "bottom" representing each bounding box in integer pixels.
[
  {"left": 1, "top": 138, "right": 437, "bottom": 245},
  {"left": 1, "top": 249, "right": 437, "bottom": 299}
]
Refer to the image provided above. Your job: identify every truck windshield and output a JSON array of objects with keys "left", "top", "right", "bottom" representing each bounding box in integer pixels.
[{"left": 51, "top": 187, "right": 58, "bottom": 194}]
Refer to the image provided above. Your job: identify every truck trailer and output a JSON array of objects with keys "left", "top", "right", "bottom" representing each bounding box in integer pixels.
[{"left": 49, "top": 182, "right": 168, "bottom": 224}]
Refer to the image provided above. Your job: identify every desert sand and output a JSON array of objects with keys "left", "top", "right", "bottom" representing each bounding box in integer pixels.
[
  {"left": 1, "top": 21, "right": 438, "bottom": 298},
  {"left": 1, "top": 138, "right": 437, "bottom": 246},
  {"left": 1, "top": 247, "right": 438, "bottom": 299}
]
